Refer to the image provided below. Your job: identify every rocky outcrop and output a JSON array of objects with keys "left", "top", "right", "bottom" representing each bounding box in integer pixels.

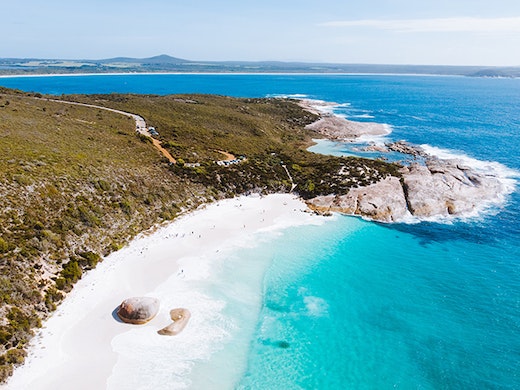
[
  {"left": 157, "top": 308, "right": 191, "bottom": 336},
  {"left": 401, "top": 158, "right": 503, "bottom": 217},
  {"left": 305, "top": 115, "right": 389, "bottom": 139},
  {"left": 387, "top": 141, "right": 427, "bottom": 157},
  {"left": 117, "top": 297, "right": 160, "bottom": 325},
  {"left": 306, "top": 155, "right": 506, "bottom": 222},
  {"left": 300, "top": 101, "right": 508, "bottom": 222},
  {"left": 306, "top": 177, "right": 408, "bottom": 222}
]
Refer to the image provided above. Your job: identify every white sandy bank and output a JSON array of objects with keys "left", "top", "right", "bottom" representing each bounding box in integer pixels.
[{"left": 4, "top": 194, "right": 325, "bottom": 390}]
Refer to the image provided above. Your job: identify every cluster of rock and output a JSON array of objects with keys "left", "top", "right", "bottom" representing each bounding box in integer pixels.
[
  {"left": 300, "top": 98, "right": 509, "bottom": 222},
  {"left": 306, "top": 143, "right": 506, "bottom": 222},
  {"left": 386, "top": 140, "right": 428, "bottom": 157},
  {"left": 116, "top": 297, "right": 190, "bottom": 336}
]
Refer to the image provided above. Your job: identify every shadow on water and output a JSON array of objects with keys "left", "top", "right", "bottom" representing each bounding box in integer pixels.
[
  {"left": 387, "top": 221, "right": 491, "bottom": 246},
  {"left": 259, "top": 339, "right": 291, "bottom": 349},
  {"left": 374, "top": 191, "right": 520, "bottom": 247}
]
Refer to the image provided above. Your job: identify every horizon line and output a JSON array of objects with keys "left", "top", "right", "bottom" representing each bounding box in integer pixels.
[{"left": 0, "top": 55, "right": 519, "bottom": 69}]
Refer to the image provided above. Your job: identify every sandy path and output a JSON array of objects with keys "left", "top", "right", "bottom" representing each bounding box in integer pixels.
[
  {"left": 151, "top": 138, "right": 176, "bottom": 164},
  {"left": 216, "top": 150, "right": 236, "bottom": 161}
]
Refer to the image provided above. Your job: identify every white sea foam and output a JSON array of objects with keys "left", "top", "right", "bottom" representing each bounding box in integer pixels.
[
  {"left": 356, "top": 124, "right": 394, "bottom": 141},
  {"left": 349, "top": 113, "right": 376, "bottom": 119},
  {"left": 414, "top": 144, "right": 519, "bottom": 223},
  {"left": 302, "top": 296, "right": 329, "bottom": 317},
  {"left": 303, "top": 99, "right": 350, "bottom": 115},
  {"left": 420, "top": 144, "right": 519, "bottom": 191},
  {"left": 267, "top": 93, "right": 309, "bottom": 99}
]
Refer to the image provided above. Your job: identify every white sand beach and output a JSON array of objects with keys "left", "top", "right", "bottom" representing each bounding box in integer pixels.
[{"left": 4, "top": 194, "right": 325, "bottom": 390}]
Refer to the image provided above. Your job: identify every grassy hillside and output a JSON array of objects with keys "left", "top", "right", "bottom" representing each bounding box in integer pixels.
[
  {"left": 0, "top": 89, "right": 401, "bottom": 380},
  {"left": 0, "top": 90, "right": 195, "bottom": 379},
  {"left": 64, "top": 93, "right": 400, "bottom": 196}
]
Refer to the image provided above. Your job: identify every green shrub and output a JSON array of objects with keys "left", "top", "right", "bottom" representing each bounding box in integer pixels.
[
  {"left": 137, "top": 133, "right": 152, "bottom": 143},
  {"left": 7, "top": 308, "right": 32, "bottom": 333},
  {"left": 106, "top": 241, "right": 123, "bottom": 254},
  {"left": 304, "top": 179, "right": 315, "bottom": 192},
  {"left": 0, "top": 348, "right": 26, "bottom": 365},
  {"left": 56, "top": 260, "right": 83, "bottom": 291},
  {"left": 76, "top": 205, "right": 101, "bottom": 227},
  {"left": 44, "top": 286, "right": 63, "bottom": 311},
  {"left": 0, "top": 237, "right": 8, "bottom": 253},
  {"left": 78, "top": 251, "right": 101, "bottom": 269},
  {"left": 119, "top": 200, "right": 132, "bottom": 215},
  {"left": 0, "top": 364, "right": 13, "bottom": 383},
  {"left": 61, "top": 260, "right": 82, "bottom": 282},
  {"left": 55, "top": 277, "right": 66, "bottom": 291},
  {"left": 95, "top": 180, "right": 111, "bottom": 192},
  {"left": 13, "top": 175, "right": 32, "bottom": 186},
  {"left": 0, "top": 329, "right": 12, "bottom": 345}
]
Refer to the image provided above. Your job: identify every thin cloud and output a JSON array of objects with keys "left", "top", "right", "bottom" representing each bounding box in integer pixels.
[{"left": 320, "top": 17, "right": 520, "bottom": 33}]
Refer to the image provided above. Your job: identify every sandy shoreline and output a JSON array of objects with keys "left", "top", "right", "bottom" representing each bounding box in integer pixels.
[{"left": 4, "top": 194, "right": 325, "bottom": 390}]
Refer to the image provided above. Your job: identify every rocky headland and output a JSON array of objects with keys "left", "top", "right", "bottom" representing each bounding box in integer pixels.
[
  {"left": 299, "top": 98, "right": 511, "bottom": 222},
  {"left": 306, "top": 142, "right": 508, "bottom": 222},
  {"left": 299, "top": 99, "right": 390, "bottom": 139}
]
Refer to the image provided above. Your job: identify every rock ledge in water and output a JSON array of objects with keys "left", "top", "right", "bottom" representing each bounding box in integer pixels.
[
  {"left": 158, "top": 308, "right": 191, "bottom": 336},
  {"left": 117, "top": 297, "right": 160, "bottom": 324}
]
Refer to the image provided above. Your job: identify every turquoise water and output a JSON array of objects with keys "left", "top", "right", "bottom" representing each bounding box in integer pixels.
[
  {"left": 2, "top": 74, "right": 519, "bottom": 389},
  {"left": 237, "top": 218, "right": 520, "bottom": 389}
]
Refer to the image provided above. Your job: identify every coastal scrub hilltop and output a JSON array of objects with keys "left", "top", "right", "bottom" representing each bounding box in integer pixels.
[{"left": 0, "top": 87, "right": 402, "bottom": 380}]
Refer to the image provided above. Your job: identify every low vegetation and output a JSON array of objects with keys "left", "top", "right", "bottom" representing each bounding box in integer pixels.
[{"left": 0, "top": 87, "right": 401, "bottom": 380}]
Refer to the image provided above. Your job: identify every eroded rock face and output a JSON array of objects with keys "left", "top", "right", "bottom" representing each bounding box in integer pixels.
[
  {"left": 117, "top": 297, "right": 160, "bottom": 325},
  {"left": 401, "top": 159, "right": 504, "bottom": 218},
  {"left": 307, "top": 176, "right": 408, "bottom": 222}
]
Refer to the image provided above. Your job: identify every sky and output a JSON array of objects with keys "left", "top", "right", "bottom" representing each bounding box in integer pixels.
[{"left": 2, "top": 0, "right": 520, "bottom": 66}]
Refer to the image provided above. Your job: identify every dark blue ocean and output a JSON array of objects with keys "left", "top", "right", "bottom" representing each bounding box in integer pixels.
[{"left": 2, "top": 74, "right": 519, "bottom": 389}]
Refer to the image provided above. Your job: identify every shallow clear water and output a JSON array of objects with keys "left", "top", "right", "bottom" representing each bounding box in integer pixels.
[
  {"left": 237, "top": 217, "right": 520, "bottom": 389},
  {"left": 2, "top": 74, "right": 519, "bottom": 389}
]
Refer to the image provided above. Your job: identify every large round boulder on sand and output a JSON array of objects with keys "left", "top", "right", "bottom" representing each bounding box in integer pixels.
[{"left": 117, "top": 297, "right": 160, "bottom": 324}]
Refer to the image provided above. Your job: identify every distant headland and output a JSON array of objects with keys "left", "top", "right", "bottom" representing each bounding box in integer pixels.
[{"left": 1, "top": 54, "right": 519, "bottom": 77}]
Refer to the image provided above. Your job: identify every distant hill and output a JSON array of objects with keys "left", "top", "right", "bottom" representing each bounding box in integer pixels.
[
  {"left": 98, "top": 54, "right": 190, "bottom": 64},
  {"left": 0, "top": 55, "right": 519, "bottom": 77}
]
